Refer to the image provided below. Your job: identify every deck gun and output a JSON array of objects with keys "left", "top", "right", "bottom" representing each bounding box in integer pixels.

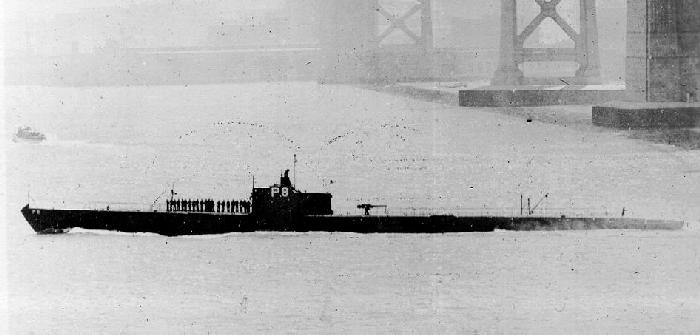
[{"left": 357, "top": 203, "right": 387, "bottom": 216}]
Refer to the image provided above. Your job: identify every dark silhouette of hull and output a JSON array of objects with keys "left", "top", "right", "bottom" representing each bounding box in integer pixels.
[
  {"left": 20, "top": 205, "right": 684, "bottom": 236},
  {"left": 19, "top": 169, "right": 685, "bottom": 236}
]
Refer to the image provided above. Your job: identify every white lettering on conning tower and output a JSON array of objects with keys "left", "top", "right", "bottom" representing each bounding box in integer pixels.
[{"left": 270, "top": 187, "right": 289, "bottom": 197}]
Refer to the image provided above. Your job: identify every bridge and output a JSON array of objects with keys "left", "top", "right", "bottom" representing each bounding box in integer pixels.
[
  {"left": 5, "top": 0, "right": 697, "bottom": 103},
  {"left": 318, "top": 0, "right": 602, "bottom": 85},
  {"left": 316, "top": 0, "right": 698, "bottom": 103}
]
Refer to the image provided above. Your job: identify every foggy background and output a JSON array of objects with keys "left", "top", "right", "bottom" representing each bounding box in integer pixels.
[{"left": 4, "top": 0, "right": 627, "bottom": 86}]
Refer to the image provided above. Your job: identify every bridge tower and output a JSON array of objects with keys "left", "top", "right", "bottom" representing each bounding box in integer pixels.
[
  {"left": 492, "top": 0, "right": 602, "bottom": 85},
  {"left": 318, "top": 0, "right": 434, "bottom": 83},
  {"left": 371, "top": 0, "right": 433, "bottom": 51}
]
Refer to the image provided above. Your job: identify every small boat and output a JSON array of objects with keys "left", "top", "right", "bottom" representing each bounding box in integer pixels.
[{"left": 13, "top": 126, "right": 46, "bottom": 143}]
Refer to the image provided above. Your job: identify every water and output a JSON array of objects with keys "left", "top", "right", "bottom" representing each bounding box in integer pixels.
[
  {"left": 4, "top": 82, "right": 700, "bottom": 333},
  {"left": 6, "top": 230, "right": 700, "bottom": 333}
]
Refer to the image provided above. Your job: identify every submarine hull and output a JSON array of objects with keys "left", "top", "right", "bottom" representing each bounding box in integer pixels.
[
  {"left": 21, "top": 206, "right": 256, "bottom": 236},
  {"left": 20, "top": 205, "right": 684, "bottom": 236},
  {"left": 20, "top": 206, "right": 499, "bottom": 236}
]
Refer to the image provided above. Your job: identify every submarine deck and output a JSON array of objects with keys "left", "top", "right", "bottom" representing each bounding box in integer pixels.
[{"left": 21, "top": 206, "right": 685, "bottom": 236}]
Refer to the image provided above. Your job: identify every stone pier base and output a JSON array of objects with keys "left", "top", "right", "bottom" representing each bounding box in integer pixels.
[
  {"left": 592, "top": 102, "right": 700, "bottom": 128},
  {"left": 459, "top": 85, "right": 624, "bottom": 107}
]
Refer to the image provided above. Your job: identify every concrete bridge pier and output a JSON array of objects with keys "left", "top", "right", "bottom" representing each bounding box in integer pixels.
[
  {"left": 463, "top": 0, "right": 699, "bottom": 115},
  {"left": 626, "top": 0, "right": 700, "bottom": 102},
  {"left": 594, "top": 0, "right": 700, "bottom": 128}
]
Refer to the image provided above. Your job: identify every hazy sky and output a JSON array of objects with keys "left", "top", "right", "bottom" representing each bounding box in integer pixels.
[
  {"left": 5, "top": 0, "right": 627, "bottom": 19},
  {"left": 2, "top": 0, "right": 627, "bottom": 54},
  {"left": 3, "top": 0, "right": 285, "bottom": 20}
]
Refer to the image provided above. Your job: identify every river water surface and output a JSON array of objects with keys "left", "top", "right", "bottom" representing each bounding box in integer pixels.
[{"left": 4, "top": 82, "right": 700, "bottom": 333}]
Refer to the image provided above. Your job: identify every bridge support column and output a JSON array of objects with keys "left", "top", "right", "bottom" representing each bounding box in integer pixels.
[
  {"left": 318, "top": 0, "right": 436, "bottom": 83},
  {"left": 493, "top": 0, "right": 523, "bottom": 85},
  {"left": 419, "top": 0, "right": 434, "bottom": 51},
  {"left": 593, "top": 0, "right": 699, "bottom": 129},
  {"left": 627, "top": 0, "right": 700, "bottom": 102},
  {"left": 575, "top": 0, "right": 601, "bottom": 80},
  {"left": 492, "top": 0, "right": 602, "bottom": 85}
]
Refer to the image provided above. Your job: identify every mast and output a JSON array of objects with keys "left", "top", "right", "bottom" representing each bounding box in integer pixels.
[{"left": 293, "top": 154, "right": 297, "bottom": 188}]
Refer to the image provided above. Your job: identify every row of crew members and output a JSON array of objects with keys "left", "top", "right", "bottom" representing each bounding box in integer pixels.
[{"left": 166, "top": 199, "right": 251, "bottom": 213}]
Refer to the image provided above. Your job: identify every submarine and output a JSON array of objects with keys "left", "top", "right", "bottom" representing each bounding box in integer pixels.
[{"left": 21, "top": 169, "right": 685, "bottom": 236}]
